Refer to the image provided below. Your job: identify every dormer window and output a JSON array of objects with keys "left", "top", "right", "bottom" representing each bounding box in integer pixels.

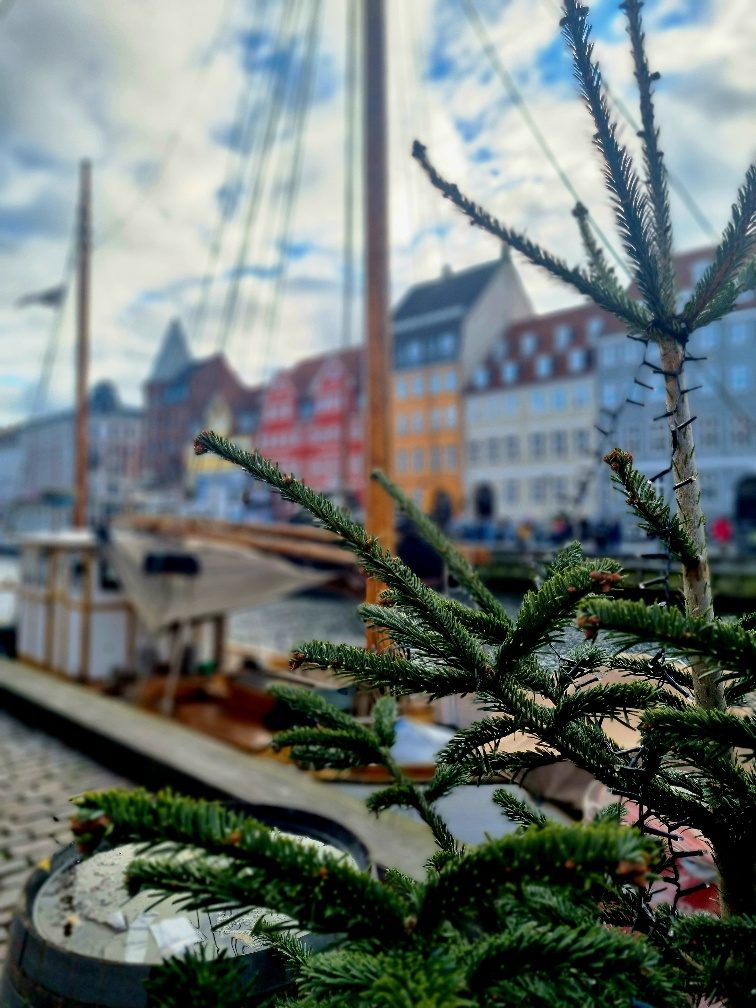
[
  {"left": 501, "top": 361, "right": 518, "bottom": 384},
  {"left": 554, "top": 324, "right": 573, "bottom": 350},
  {"left": 587, "top": 317, "right": 604, "bottom": 340},
  {"left": 568, "top": 348, "right": 587, "bottom": 373},
  {"left": 520, "top": 331, "right": 537, "bottom": 356},
  {"left": 474, "top": 366, "right": 488, "bottom": 389}
]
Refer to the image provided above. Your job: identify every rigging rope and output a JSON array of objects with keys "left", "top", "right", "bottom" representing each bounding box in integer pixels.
[
  {"left": 460, "top": 0, "right": 627, "bottom": 275},
  {"left": 255, "top": 0, "right": 323, "bottom": 380},
  {"left": 217, "top": 0, "right": 305, "bottom": 354},
  {"left": 94, "top": 0, "right": 239, "bottom": 249},
  {"left": 29, "top": 223, "right": 77, "bottom": 418},
  {"left": 192, "top": 0, "right": 280, "bottom": 349}
]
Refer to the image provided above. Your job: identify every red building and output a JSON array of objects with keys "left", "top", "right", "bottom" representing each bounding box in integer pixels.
[
  {"left": 144, "top": 319, "right": 260, "bottom": 489},
  {"left": 258, "top": 346, "right": 363, "bottom": 507}
]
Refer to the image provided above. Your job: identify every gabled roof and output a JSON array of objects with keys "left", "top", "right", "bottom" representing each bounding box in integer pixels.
[
  {"left": 150, "top": 317, "right": 192, "bottom": 383},
  {"left": 393, "top": 259, "right": 502, "bottom": 323}
]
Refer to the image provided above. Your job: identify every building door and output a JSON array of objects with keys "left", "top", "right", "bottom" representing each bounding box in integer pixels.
[{"left": 473, "top": 483, "right": 495, "bottom": 521}]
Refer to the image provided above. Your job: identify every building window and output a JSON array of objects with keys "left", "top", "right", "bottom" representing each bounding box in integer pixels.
[
  {"left": 396, "top": 413, "right": 409, "bottom": 434},
  {"left": 601, "top": 342, "right": 619, "bottom": 367},
  {"left": 550, "top": 430, "right": 567, "bottom": 457},
  {"left": 501, "top": 361, "right": 518, "bottom": 384},
  {"left": 697, "top": 325, "right": 718, "bottom": 352},
  {"left": 572, "top": 382, "right": 591, "bottom": 409},
  {"left": 520, "top": 332, "right": 537, "bottom": 356},
  {"left": 601, "top": 383, "right": 620, "bottom": 410},
  {"left": 446, "top": 444, "right": 458, "bottom": 470},
  {"left": 731, "top": 416, "right": 752, "bottom": 447},
  {"left": 446, "top": 404, "right": 458, "bottom": 428},
  {"left": 587, "top": 317, "right": 604, "bottom": 341},
  {"left": 398, "top": 449, "right": 409, "bottom": 473},
  {"left": 474, "top": 366, "right": 488, "bottom": 389},
  {"left": 625, "top": 426, "right": 641, "bottom": 453},
  {"left": 700, "top": 416, "right": 720, "bottom": 449},
  {"left": 729, "top": 320, "right": 750, "bottom": 344},
  {"left": 552, "top": 388, "right": 567, "bottom": 411},
  {"left": 572, "top": 429, "right": 590, "bottom": 455},
  {"left": 412, "top": 374, "right": 424, "bottom": 396},
  {"left": 650, "top": 423, "right": 667, "bottom": 453},
  {"left": 504, "top": 479, "right": 519, "bottom": 503},
  {"left": 431, "top": 446, "right": 442, "bottom": 472},
  {"left": 699, "top": 470, "right": 718, "bottom": 501},
  {"left": 535, "top": 355, "right": 553, "bottom": 379},
  {"left": 530, "top": 477, "right": 547, "bottom": 503},
  {"left": 469, "top": 440, "right": 480, "bottom": 463},
  {"left": 445, "top": 369, "right": 458, "bottom": 392},
  {"left": 504, "top": 392, "right": 518, "bottom": 415},
  {"left": 413, "top": 410, "right": 424, "bottom": 433},
  {"left": 406, "top": 341, "right": 422, "bottom": 364},
  {"left": 430, "top": 371, "right": 443, "bottom": 394},
  {"left": 396, "top": 378, "right": 407, "bottom": 400},
  {"left": 554, "top": 324, "right": 573, "bottom": 350},
  {"left": 568, "top": 348, "right": 587, "bottom": 373},
  {"left": 430, "top": 408, "right": 442, "bottom": 431},
  {"left": 728, "top": 365, "right": 749, "bottom": 393},
  {"left": 529, "top": 432, "right": 546, "bottom": 459},
  {"left": 436, "top": 331, "right": 456, "bottom": 358},
  {"left": 488, "top": 437, "right": 500, "bottom": 462},
  {"left": 691, "top": 258, "right": 709, "bottom": 284},
  {"left": 531, "top": 389, "right": 546, "bottom": 413},
  {"left": 413, "top": 448, "right": 424, "bottom": 472}
]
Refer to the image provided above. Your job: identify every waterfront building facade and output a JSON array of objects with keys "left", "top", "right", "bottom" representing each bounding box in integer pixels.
[
  {"left": 9, "top": 381, "right": 143, "bottom": 531},
  {"left": 392, "top": 254, "right": 532, "bottom": 517},
  {"left": 595, "top": 248, "right": 756, "bottom": 541},
  {"left": 464, "top": 302, "right": 611, "bottom": 529}
]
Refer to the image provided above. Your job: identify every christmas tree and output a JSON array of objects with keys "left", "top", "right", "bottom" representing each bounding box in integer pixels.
[{"left": 70, "top": 1, "right": 754, "bottom": 1004}]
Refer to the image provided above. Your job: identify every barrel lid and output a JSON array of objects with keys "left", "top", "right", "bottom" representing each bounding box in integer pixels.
[{"left": 33, "top": 833, "right": 352, "bottom": 966}]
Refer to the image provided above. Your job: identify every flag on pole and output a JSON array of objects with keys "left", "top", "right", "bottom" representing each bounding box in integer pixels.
[{"left": 16, "top": 284, "right": 67, "bottom": 309}]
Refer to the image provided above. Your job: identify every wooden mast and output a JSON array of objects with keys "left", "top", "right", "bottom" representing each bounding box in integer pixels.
[
  {"left": 73, "top": 159, "right": 91, "bottom": 528},
  {"left": 363, "top": 0, "right": 394, "bottom": 648}
]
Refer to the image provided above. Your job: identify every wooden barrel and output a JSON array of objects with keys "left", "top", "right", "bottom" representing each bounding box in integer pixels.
[{"left": 0, "top": 804, "right": 369, "bottom": 1008}]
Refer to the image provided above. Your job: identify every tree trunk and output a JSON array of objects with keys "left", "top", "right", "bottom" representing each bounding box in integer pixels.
[{"left": 658, "top": 335, "right": 725, "bottom": 712}]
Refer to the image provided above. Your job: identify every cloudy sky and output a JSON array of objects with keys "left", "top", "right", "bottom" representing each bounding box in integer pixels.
[{"left": 0, "top": 0, "right": 753, "bottom": 426}]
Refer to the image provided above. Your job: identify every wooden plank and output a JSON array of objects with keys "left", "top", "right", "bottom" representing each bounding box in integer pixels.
[{"left": 0, "top": 658, "right": 435, "bottom": 875}]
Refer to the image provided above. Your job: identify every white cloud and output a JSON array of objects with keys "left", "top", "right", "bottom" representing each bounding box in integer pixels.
[{"left": 0, "top": 0, "right": 753, "bottom": 426}]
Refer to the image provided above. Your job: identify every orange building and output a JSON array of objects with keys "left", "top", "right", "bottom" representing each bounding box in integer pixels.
[{"left": 391, "top": 255, "right": 531, "bottom": 517}]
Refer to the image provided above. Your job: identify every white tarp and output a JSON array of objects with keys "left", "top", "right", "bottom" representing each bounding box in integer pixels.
[{"left": 108, "top": 528, "right": 331, "bottom": 633}]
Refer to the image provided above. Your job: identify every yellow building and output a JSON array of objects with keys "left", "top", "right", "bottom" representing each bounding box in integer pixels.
[{"left": 392, "top": 255, "right": 531, "bottom": 517}]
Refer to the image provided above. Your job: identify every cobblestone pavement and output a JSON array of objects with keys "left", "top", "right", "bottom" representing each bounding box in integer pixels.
[{"left": 0, "top": 709, "right": 132, "bottom": 964}]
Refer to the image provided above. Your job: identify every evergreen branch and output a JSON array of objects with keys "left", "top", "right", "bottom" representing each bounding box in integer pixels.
[
  {"left": 582, "top": 597, "right": 756, "bottom": 675},
  {"left": 434, "top": 595, "right": 510, "bottom": 646},
  {"left": 555, "top": 679, "right": 671, "bottom": 724},
  {"left": 272, "top": 727, "right": 383, "bottom": 768},
  {"left": 497, "top": 562, "right": 622, "bottom": 670},
  {"left": 543, "top": 540, "right": 585, "bottom": 578},
  {"left": 269, "top": 683, "right": 368, "bottom": 732},
  {"left": 622, "top": 0, "right": 675, "bottom": 313},
  {"left": 70, "top": 790, "right": 407, "bottom": 941},
  {"left": 682, "top": 164, "right": 756, "bottom": 329},
  {"left": 290, "top": 638, "right": 476, "bottom": 698},
  {"left": 411, "top": 140, "right": 651, "bottom": 332},
  {"left": 485, "top": 748, "right": 565, "bottom": 780},
  {"left": 143, "top": 946, "right": 258, "bottom": 1008},
  {"left": 194, "top": 432, "right": 492, "bottom": 680},
  {"left": 604, "top": 447, "right": 699, "bottom": 567},
  {"left": 641, "top": 707, "right": 756, "bottom": 761},
  {"left": 467, "top": 922, "right": 680, "bottom": 1008},
  {"left": 127, "top": 853, "right": 403, "bottom": 944},
  {"left": 358, "top": 603, "right": 476, "bottom": 677},
  {"left": 491, "top": 789, "right": 548, "bottom": 829},
  {"left": 372, "top": 696, "right": 398, "bottom": 748},
  {"left": 571, "top": 202, "right": 625, "bottom": 295},
  {"left": 424, "top": 763, "right": 471, "bottom": 803},
  {"left": 438, "top": 716, "right": 520, "bottom": 775},
  {"left": 417, "top": 823, "right": 660, "bottom": 933},
  {"left": 671, "top": 913, "right": 756, "bottom": 1006},
  {"left": 372, "top": 468, "right": 510, "bottom": 622},
  {"left": 592, "top": 802, "right": 626, "bottom": 825},
  {"left": 560, "top": 0, "right": 665, "bottom": 318},
  {"left": 365, "top": 784, "right": 417, "bottom": 815}
]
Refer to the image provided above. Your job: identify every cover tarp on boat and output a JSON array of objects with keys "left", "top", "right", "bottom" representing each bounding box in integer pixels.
[{"left": 108, "top": 528, "right": 331, "bottom": 633}]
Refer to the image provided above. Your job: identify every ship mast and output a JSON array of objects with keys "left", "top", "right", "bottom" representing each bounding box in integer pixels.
[
  {"left": 73, "top": 159, "right": 91, "bottom": 528},
  {"left": 363, "top": 0, "right": 394, "bottom": 647}
]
